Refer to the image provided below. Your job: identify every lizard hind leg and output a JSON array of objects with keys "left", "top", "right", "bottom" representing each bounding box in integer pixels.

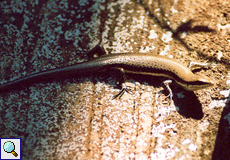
[
  {"left": 111, "top": 68, "right": 133, "bottom": 99},
  {"left": 112, "top": 84, "right": 133, "bottom": 99}
]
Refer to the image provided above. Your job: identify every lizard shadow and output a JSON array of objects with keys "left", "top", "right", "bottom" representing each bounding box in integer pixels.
[
  {"left": 128, "top": 73, "right": 204, "bottom": 120},
  {"left": 171, "top": 86, "right": 204, "bottom": 120}
]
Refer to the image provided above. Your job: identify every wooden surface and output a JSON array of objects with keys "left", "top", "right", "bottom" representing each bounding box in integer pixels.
[{"left": 0, "top": 0, "right": 230, "bottom": 159}]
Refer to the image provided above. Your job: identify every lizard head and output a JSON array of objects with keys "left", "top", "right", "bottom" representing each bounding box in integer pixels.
[{"left": 182, "top": 74, "right": 215, "bottom": 91}]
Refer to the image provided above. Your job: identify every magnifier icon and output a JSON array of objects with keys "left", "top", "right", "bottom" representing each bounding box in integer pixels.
[{"left": 3, "top": 141, "right": 18, "bottom": 157}]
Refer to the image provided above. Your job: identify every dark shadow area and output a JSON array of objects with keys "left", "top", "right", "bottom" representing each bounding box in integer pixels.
[
  {"left": 128, "top": 73, "right": 204, "bottom": 119},
  {"left": 212, "top": 96, "right": 230, "bottom": 160},
  {"left": 173, "top": 20, "right": 215, "bottom": 34},
  {"left": 171, "top": 87, "right": 204, "bottom": 119}
]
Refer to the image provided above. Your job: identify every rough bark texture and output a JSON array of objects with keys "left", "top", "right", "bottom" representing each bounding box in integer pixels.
[{"left": 0, "top": 0, "right": 230, "bottom": 159}]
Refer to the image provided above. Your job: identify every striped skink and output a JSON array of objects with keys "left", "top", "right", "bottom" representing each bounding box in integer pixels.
[{"left": 0, "top": 48, "right": 215, "bottom": 93}]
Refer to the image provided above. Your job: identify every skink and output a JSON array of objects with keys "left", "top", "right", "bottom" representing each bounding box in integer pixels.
[{"left": 0, "top": 51, "right": 215, "bottom": 92}]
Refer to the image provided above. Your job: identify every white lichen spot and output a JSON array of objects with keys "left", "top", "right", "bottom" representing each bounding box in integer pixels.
[
  {"left": 220, "top": 89, "right": 230, "bottom": 98},
  {"left": 128, "top": 9, "right": 134, "bottom": 13},
  {"left": 209, "top": 99, "right": 227, "bottom": 109},
  {"left": 159, "top": 45, "right": 170, "bottom": 55},
  {"left": 148, "top": 30, "right": 158, "bottom": 39},
  {"left": 170, "top": 6, "right": 178, "bottom": 14},
  {"left": 161, "top": 31, "right": 173, "bottom": 43},
  {"left": 181, "top": 32, "right": 187, "bottom": 38},
  {"left": 217, "top": 51, "right": 223, "bottom": 60},
  {"left": 154, "top": 8, "right": 160, "bottom": 14},
  {"left": 188, "top": 143, "right": 197, "bottom": 151},
  {"left": 182, "top": 19, "right": 187, "bottom": 23},
  {"left": 168, "top": 55, "right": 173, "bottom": 59},
  {"left": 181, "top": 139, "right": 191, "bottom": 145},
  {"left": 217, "top": 23, "right": 230, "bottom": 31}
]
